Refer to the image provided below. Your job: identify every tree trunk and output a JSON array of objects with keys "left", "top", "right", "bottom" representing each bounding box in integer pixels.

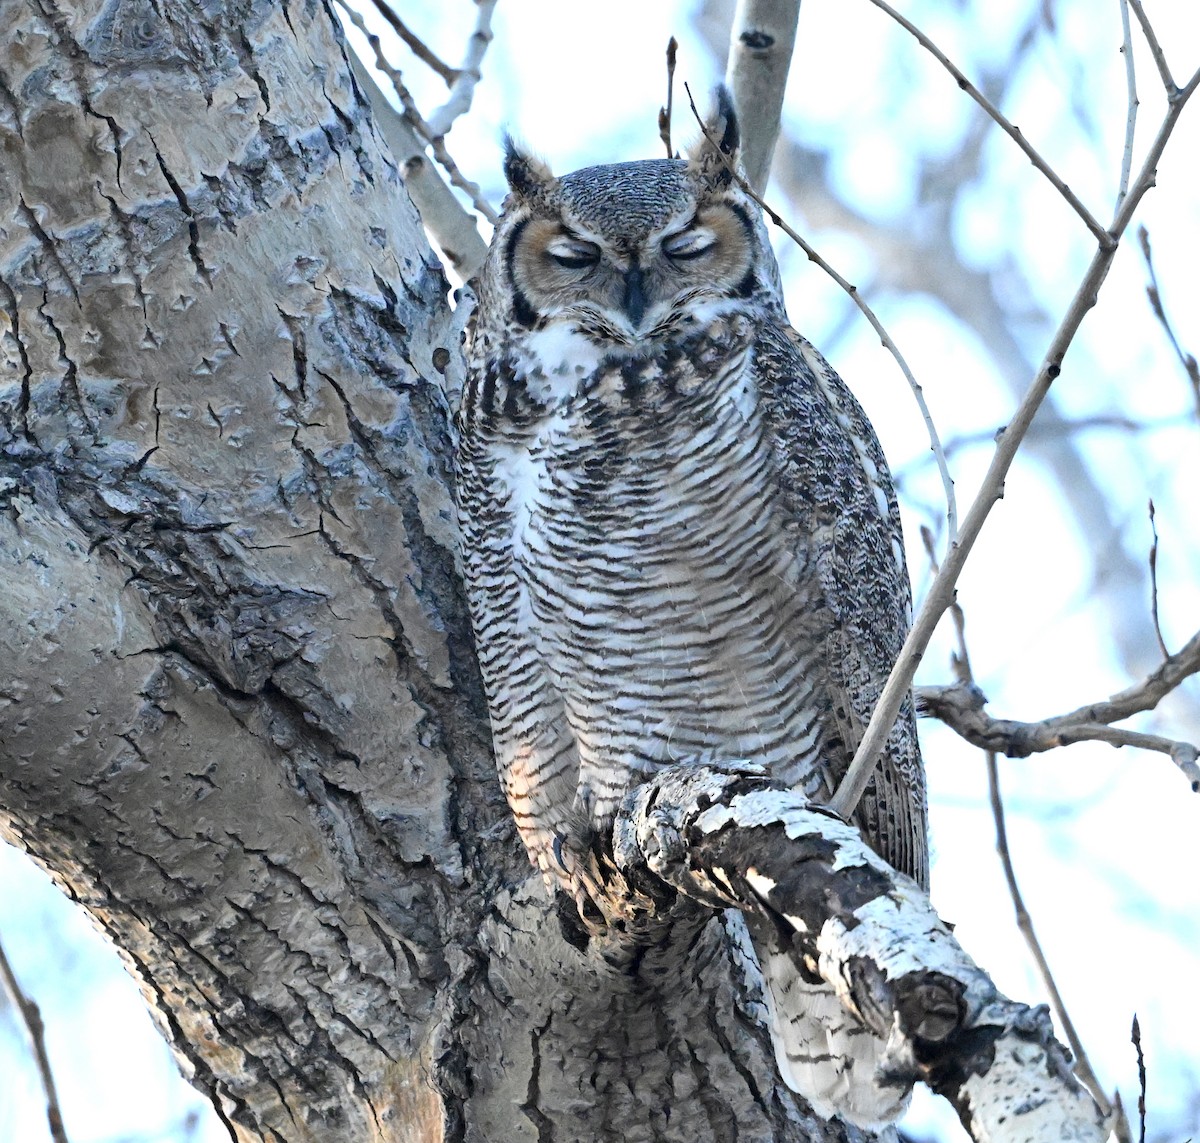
[{"left": 0, "top": 1, "right": 840, "bottom": 1138}]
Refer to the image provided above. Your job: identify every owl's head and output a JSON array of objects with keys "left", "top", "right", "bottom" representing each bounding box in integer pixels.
[{"left": 478, "top": 91, "right": 784, "bottom": 348}]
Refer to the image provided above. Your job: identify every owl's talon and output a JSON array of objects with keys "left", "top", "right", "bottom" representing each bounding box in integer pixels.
[{"left": 552, "top": 833, "right": 568, "bottom": 872}]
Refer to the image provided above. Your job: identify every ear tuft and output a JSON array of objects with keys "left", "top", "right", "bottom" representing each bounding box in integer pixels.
[
  {"left": 503, "top": 136, "right": 556, "bottom": 199},
  {"left": 687, "top": 86, "right": 741, "bottom": 186}
]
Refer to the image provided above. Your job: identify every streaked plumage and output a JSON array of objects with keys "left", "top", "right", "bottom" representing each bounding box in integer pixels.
[{"left": 455, "top": 94, "right": 927, "bottom": 1127}]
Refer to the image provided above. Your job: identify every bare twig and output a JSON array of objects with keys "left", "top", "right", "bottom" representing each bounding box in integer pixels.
[
  {"left": 425, "top": 0, "right": 498, "bottom": 139},
  {"left": 920, "top": 530, "right": 1128, "bottom": 1139},
  {"left": 684, "top": 84, "right": 959, "bottom": 546},
  {"left": 1127, "top": 0, "right": 1175, "bottom": 93},
  {"left": 1059, "top": 626, "right": 1200, "bottom": 728},
  {"left": 347, "top": 54, "right": 487, "bottom": 277},
  {"left": 1116, "top": 0, "right": 1139, "bottom": 212},
  {"left": 1146, "top": 499, "right": 1170, "bottom": 661},
  {"left": 1132, "top": 1015, "right": 1147, "bottom": 1143},
  {"left": 336, "top": 0, "right": 499, "bottom": 227},
  {"left": 865, "top": 0, "right": 1109, "bottom": 243},
  {"left": 916, "top": 653, "right": 1200, "bottom": 791},
  {"left": 830, "top": 64, "right": 1200, "bottom": 822},
  {"left": 892, "top": 412, "right": 1188, "bottom": 487},
  {"left": 0, "top": 935, "right": 69, "bottom": 1143},
  {"left": 659, "top": 37, "right": 678, "bottom": 159},
  {"left": 724, "top": 0, "right": 803, "bottom": 192},
  {"left": 919, "top": 524, "right": 970, "bottom": 682},
  {"left": 364, "top": 0, "right": 458, "bottom": 85},
  {"left": 985, "top": 753, "right": 1129, "bottom": 1140},
  {"left": 1137, "top": 226, "right": 1200, "bottom": 416}
]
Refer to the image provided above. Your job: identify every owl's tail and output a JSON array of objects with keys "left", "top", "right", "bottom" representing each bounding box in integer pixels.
[{"left": 753, "top": 933, "right": 911, "bottom": 1130}]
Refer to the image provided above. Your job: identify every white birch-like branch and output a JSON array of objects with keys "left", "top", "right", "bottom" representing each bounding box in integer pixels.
[
  {"left": 724, "top": 0, "right": 802, "bottom": 192},
  {"left": 1116, "top": 0, "right": 1139, "bottom": 212},
  {"left": 337, "top": 0, "right": 499, "bottom": 230},
  {"left": 614, "top": 761, "right": 1108, "bottom": 1143},
  {"left": 425, "top": 0, "right": 498, "bottom": 139},
  {"left": 830, "top": 64, "right": 1200, "bottom": 822}
]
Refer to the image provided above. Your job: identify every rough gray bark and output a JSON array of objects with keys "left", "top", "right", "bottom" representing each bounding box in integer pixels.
[{"left": 0, "top": 1, "right": 852, "bottom": 1139}]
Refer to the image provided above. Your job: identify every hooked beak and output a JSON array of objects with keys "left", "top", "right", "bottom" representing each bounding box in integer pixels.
[{"left": 622, "top": 265, "right": 646, "bottom": 330}]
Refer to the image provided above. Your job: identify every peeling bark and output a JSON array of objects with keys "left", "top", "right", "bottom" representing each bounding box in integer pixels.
[{"left": 616, "top": 762, "right": 1108, "bottom": 1142}]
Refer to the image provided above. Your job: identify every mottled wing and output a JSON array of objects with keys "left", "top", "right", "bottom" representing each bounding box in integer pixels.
[{"left": 752, "top": 322, "right": 928, "bottom": 887}]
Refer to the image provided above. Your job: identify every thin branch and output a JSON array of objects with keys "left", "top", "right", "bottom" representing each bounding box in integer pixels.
[
  {"left": 1116, "top": 0, "right": 1139, "bottom": 212},
  {"left": 1059, "top": 627, "right": 1200, "bottom": 728},
  {"left": 1132, "top": 1015, "right": 1147, "bottom": 1143},
  {"left": 1127, "top": 0, "right": 1175, "bottom": 93},
  {"left": 724, "top": 0, "right": 803, "bottom": 192},
  {"left": 425, "top": 0, "right": 498, "bottom": 139},
  {"left": 917, "top": 679, "right": 1200, "bottom": 791},
  {"left": 985, "top": 753, "right": 1130, "bottom": 1141},
  {"left": 1137, "top": 226, "right": 1200, "bottom": 417},
  {"left": 919, "top": 524, "right": 970, "bottom": 682},
  {"left": 659, "top": 37, "right": 679, "bottom": 159},
  {"left": 892, "top": 412, "right": 1188, "bottom": 486},
  {"left": 0, "top": 935, "right": 69, "bottom": 1143},
  {"left": 364, "top": 0, "right": 458, "bottom": 85},
  {"left": 830, "top": 68, "right": 1200, "bottom": 822},
  {"left": 336, "top": 0, "right": 499, "bottom": 227},
  {"left": 919, "top": 531, "right": 1128, "bottom": 1138},
  {"left": 865, "top": 0, "right": 1109, "bottom": 243},
  {"left": 1146, "top": 499, "right": 1170, "bottom": 661},
  {"left": 684, "top": 85, "right": 959, "bottom": 546}
]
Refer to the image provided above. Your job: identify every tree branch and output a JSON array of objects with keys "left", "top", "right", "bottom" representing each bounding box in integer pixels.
[
  {"left": 724, "top": 0, "right": 802, "bottom": 192},
  {"left": 1116, "top": 0, "right": 1139, "bottom": 213},
  {"left": 916, "top": 662, "right": 1200, "bottom": 792},
  {"left": 425, "top": 0, "right": 498, "bottom": 138},
  {"left": 985, "top": 752, "right": 1129, "bottom": 1141},
  {"left": 1137, "top": 226, "right": 1200, "bottom": 417},
  {"left": 337, "top": 0, "right": 499, "bottom": 233},
  {"left": 830, "top": 63, "right": 1200, "bottom": 822},
  {"left": 1127, "top": 0, "right": 1176, "bottom": 94},
  {"left": 363, "top": 0, "right": 458, "bottom": 84},
  {"left": 658, "top": 37, "right": 679, "bottom": 158},
  {"left": 0, "top": 934, "right": 69, "bottom": 1143},
  {"left": 614, "top": 761, "right": 1108, "bottom": 1142}
]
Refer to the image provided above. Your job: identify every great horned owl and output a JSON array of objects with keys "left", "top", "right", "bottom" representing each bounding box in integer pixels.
[{"left": 455, "top": 93, "right": 928, "bottom": 1128}]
